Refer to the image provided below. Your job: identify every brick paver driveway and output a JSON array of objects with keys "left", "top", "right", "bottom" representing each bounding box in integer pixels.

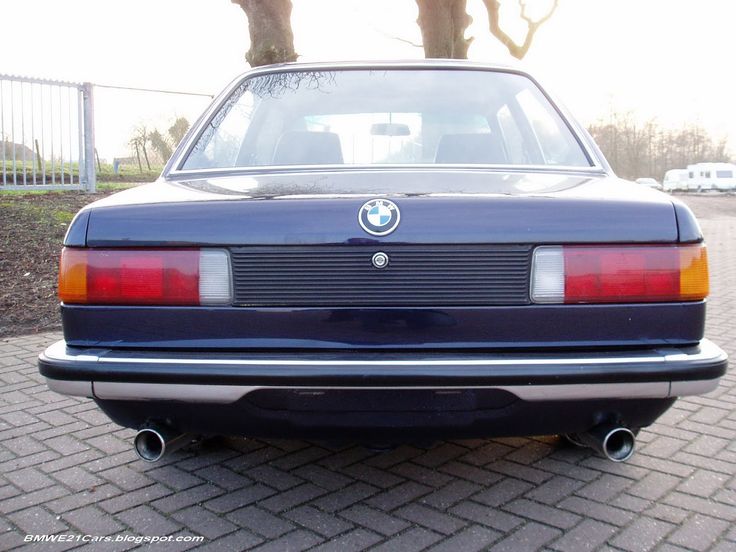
[{"left": 1, "top": 201, "right": 734, "bottom": 551}]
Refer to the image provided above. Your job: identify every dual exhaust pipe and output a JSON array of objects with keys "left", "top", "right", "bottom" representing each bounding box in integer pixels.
[
  {"left": 134, "top": 426, "right": 194, "bottom": 463},
  {"left": 133, "top": 423, "right": 636, "bottom": 463},
  {"left": 567, "top": 424, "right": 636, "bottom": 462}
]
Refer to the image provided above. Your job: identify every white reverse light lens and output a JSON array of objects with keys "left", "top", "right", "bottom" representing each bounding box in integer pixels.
[
  {"left": 199, "top": 249, "right": 232, "bottom": 305},
  {"left": 531, "top": 246, "right": 564, "bottom": 303}
]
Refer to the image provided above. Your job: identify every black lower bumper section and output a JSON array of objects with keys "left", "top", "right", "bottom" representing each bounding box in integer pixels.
[{"left": 95, "top": 390, "right": 676, "bottom": 441}]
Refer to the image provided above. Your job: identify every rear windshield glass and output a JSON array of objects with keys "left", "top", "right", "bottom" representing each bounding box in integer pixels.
[{"left": 181, "top": 69, "right": 591, "bottom": 170}]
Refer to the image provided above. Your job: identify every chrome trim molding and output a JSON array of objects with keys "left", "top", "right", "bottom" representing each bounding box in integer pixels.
[
  {"left": 92, "top": 382, "right": 259, "bottom": 403},
  {"left": 41, "top": 338, "right": 726, "bottom": 369},
  {"left": 51, "top": 379, "right": 724, "bottom": 404},
  {"left": 45, "top": 378, "right": 93, "bottom": 398},
  {"left": 670, "top": 377, "right": 721, "bottom": 396}
]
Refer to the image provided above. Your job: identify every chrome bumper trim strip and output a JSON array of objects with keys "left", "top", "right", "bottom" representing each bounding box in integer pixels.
[
  {"left": 41, "top": 378, "right": 721, "bottom": 404},
  {"left": 40, "top": 338, "right": 726, "bottom": 368}
]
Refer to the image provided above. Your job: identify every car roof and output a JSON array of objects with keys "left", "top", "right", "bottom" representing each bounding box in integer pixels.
[{"left": 235, "top": 59, "right": 525, "bottom": 79}]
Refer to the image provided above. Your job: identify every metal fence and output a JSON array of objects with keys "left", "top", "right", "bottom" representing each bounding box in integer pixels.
[{"left": 0, "top": 74, "right": 95, "bottom": 192}]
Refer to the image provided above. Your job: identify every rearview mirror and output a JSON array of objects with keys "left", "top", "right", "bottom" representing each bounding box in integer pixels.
[{"left": 370, "top": 123, "right": 411, "bottom": 137}]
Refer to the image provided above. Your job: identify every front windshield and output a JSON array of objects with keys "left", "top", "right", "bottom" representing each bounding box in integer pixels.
[{"left": 181, "top": 69, "right": 592, "bottom": 170}]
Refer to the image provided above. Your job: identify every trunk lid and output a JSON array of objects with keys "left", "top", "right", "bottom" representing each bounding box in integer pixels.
[{"left": 81, "top": 170, "right": 678, "bottom": 246}]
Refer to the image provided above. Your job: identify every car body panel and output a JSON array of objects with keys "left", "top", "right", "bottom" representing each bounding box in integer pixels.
[
  {"left": 59, "top": 302, "right": 705, "bottom": 350},
  {"left": 40, "top": 61, "right": 727, "bottom": 448},
  {"left": 74, "top": 173, "right": 681, "bottom": 248}
]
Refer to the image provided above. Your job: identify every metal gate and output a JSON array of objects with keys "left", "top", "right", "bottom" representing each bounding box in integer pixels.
[{"left": 0, "top": 74, "right": 95, "bottom": 191}]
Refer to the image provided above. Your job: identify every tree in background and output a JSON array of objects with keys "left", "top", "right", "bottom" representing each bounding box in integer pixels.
[
  {"left": 414, "top": 0, "right": 558, "bottom": 60},
  {"left": 232, "top": 0, "right": 298, "bottom": 67},
  {"left": 589, "top": 111, "right": 732, "bottom": 181},
  {"left": 415, "top": 0, "right": 473, "bottom": 59},
  {"left": 230, "top": 0, "right": 558, "bottom": 67},
  {"left": 131, "top": 118, "right": 191, "bottom": 168},
  {"left": 168, "top": 117, "right": 191, "bottom": 145},
  {"left": 481, "top": 0, "right": 558, "bottom": 59},
  {"left": 149, "top": 131, "right": 173, "bottom": 163},
  {"left": 127, "top": 125, "right": 153, "bottom": 172}
]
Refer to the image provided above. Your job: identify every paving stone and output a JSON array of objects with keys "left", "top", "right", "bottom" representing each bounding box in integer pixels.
[
  {"left": 226, "top": 505, "right": 295, "bottom": 539},
  {"left": 341, "top": 504, "right": 411, "bottom": 536},
  {"left": 488, "top": 521, "right": 561, "bottom": 552},
  {"left": 4, "top": 466, "right": 55, "bottom": 492},
  {"left": 364, "top": 481, "right": 432, "bottom": 511},
  {"left": 369, "top": 527, "right": 443, "bottom": 552},
  {"left": 291, "top": 464, "right": 353, "bottom": 492},
  {"left": 504, "top": 498, "right": 581, "bottom": 529},
  {"left": 258, "top": 483, "right": 328, "bottom": 513},
  {"left": 171, "top": 505, "right": 238, "bottom": 540},
  {"left": 249, "top": 529, "right": 323, "bottom": 552},
  {"left": 313, "top": 482, "right": 379, "bottom": 513},
  {"left": 8, "top": 506, "right": 68, "bottom": 534},
  {"left": 449, "top": 500, "right": 523, "bottom": 532},
  {"left": 394, "top": 503, "right": 466, "bottom": 535},
  {"left": 63, "top": 505, "right": 125, "bottom": 534},
  {"left": 667, "top": 513, "right": 731, "bottom": 550},
  {"left": 308, "top": 528, "right": 382, "bottom": 552},
  {"left": 191, "top": 465, "right": 252, "bottom": 491},
  {"left": 117, "top": 504, "right": 182, "bottom": 535},
  {"left": 472, "top": 477, "right": 534, "bottom": 507},
  {"left": 610, "top": 517, "right": 675, "bottom": 552},
  {"left": 426, "top": 525, "right": 500, "bottom": 552},
  {"left": 151, "top": 483, "right": 225, "bottom": 514},
  {"left": 284, "top": 505, "right": 354, "bottom": 538},
  {"left": 524, "top": 475, "right": 586, "bottom": 505},
  {"left": 203, "top": 484, "right": 277, "bottom": 514},
  {"left": 51, "top": 466, "right": 104, "bottom": 492},
  {"left": 549, "top": 519, "right": 617, "bottom": 551},
  {"left": 194, "top": 529, "right": 263, "bottom": 551}
]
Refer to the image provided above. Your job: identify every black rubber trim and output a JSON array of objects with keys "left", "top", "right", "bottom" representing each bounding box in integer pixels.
[{"left": 39, "top": 345, "right": 728, "bottom": 386}]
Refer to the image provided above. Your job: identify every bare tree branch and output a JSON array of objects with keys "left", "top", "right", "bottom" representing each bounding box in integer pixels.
[
  {"left": 482, "top": 0, "right": 559, "bottom": 59},
  {"left": 382, "top": 32, "right": 424, "bottom": 49}
]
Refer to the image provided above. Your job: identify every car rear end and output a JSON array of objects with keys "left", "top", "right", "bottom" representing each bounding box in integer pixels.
[{"left": 39, "top": 62, "right": 727, "bottom": 462}]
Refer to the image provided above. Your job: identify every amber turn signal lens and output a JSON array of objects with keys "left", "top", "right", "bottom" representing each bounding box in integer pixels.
[
  {"left": 58, "top": 248, "right": 88, "bottom": 303},
  {"left": 679, "top": 244, "right": 709, "bottom": 300}
]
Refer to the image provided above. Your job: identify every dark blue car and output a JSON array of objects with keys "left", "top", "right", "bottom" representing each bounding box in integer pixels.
[{"left": 39, "top": 61, "right": 727, "bottom": 463}]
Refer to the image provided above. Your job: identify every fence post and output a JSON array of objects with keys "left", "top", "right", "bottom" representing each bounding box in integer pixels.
[{"left": 82, "top": 82, "right": 96, "bottom": 193}]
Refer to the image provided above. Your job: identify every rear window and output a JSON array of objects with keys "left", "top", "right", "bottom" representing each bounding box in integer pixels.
[{"left": 181, "top": 69, "right": 591, "bottom": 170}]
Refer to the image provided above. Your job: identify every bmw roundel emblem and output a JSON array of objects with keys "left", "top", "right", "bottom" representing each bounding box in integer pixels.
[{"left": 358, "top": 199, "right": 401, "bottom": 236}]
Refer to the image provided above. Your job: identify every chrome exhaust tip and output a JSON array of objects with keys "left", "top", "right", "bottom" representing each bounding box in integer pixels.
[
  {"left": 600, "top": 427, "right": 636, "bottom": 462},
  {"left": 133, "top": 427, "right": 191, "bottom": 463},
  {"left": 567, "top": 425, "right": 636, "bottom": 462}
]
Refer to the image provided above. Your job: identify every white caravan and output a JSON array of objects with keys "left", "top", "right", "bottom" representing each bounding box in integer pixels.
[
  {"left": 663, "top": 169, "right": 689, "bottom": 192},
  {"left": 686, "top": 163, "right": 736, "bottom": 191}
]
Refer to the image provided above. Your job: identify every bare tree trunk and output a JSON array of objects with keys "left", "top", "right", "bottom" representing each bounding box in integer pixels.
[
  {"left": 134, "top": 142, "right": 142, "bottom": 173},
  {"left": 415, "top": 0, "right": 473, "bottom": 59},
  {"left": 232, "top": 0, "right": 298, "bottom": 67},
  {"left": 142, "top": 143, "right": 151, "bottom": 171}
]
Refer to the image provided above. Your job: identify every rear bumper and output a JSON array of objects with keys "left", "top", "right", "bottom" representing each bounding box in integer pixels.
[
  {"left": 40, "top": 339, "right": 727, "bottom": 402},
  {"left": 39, "top": 339, "right": 727, "bottom": 439}
]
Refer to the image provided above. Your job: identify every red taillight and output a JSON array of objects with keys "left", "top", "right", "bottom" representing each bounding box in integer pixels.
[
  {"left": 59, "top": 248, "right": 232, "bottom": 306},
  {"left": 531, "top": 244, "right": 709, "bottom": 304}
]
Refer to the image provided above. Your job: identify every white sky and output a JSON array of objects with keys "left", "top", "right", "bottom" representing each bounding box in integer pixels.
[{"left": 2, "top": 0, "right": 735, "bottom": 159}]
